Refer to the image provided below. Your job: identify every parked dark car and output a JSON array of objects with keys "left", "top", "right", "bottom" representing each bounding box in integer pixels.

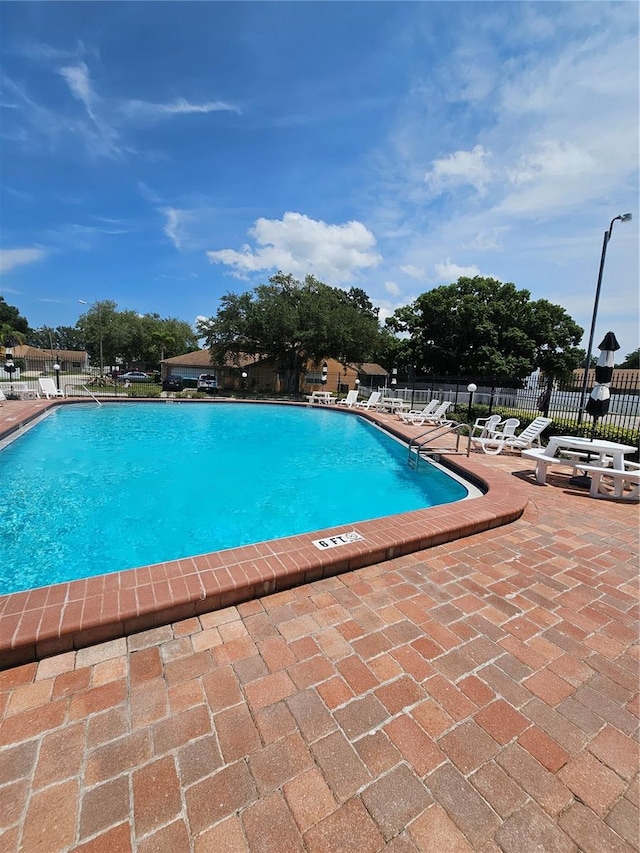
[{"left": 162, "top": 376, "right": 184, "bottom": 392}]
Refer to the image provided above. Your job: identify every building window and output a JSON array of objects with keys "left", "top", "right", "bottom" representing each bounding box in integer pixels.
[{"left": 305, "top": 371, "right": 323, "bottom": 385}]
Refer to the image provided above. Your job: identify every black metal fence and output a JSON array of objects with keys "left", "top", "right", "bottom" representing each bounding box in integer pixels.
[
  {"left": 3, "top": 359, "right": 638, "bottom": 445},
  {"left": 365, "top": 371, "right": 639, "bottom": 445}
]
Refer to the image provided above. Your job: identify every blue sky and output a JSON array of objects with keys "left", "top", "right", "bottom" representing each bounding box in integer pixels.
[{"left": 1, "top": 1, "right": 638, "bottom": 358}]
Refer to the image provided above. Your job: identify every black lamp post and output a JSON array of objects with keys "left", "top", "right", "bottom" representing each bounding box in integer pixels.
[
  {"left": 577, "top": 213, "right": 632, "bottom": 424},
  {"left": 241, "top": 371, "right": 247, "bottom": 393},
  {"left": 3, "top": 339, "right": 16, "bottom": 393},
  {"left": 53, "top": 362, "right": 61, "bottom": 391},
  {"left": 391, "top": 367, "right": 397, "bottom": 393},
  {"left": 467, "top": 383, "right": 477, "bottom": 422},
  {"left": 321, "top": 362, "right": 328, "bottom": 386}
]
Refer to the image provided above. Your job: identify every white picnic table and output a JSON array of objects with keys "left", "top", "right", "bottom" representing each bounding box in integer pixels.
[
  {"left": 380, "top": 397, "right": 411, "bottom": 413},
  {"left": 306, "top": 391, "right": 337, "bottom": 405},
  {"left": 522, "top": 436, "right": 637, "bottom": 485}
]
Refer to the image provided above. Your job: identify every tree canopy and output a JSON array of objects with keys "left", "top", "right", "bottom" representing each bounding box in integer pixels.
[
  {"left": 76, "top": 302, "right": 199, "bottom": 369},
  {"left": 1, "top": 296, "right": 199, "bottom": 370},
  {"left": 0, "top": 296, "right": 30, "bottom": 347},
  {"left": 619, "top": 347, "right": 640, "bottom": 369},
  {"left": 386, "top": 276, "right": 583, "bottom": 380},
  {"left": 197, "top": 272, "right": 383, "bottom": 389}
]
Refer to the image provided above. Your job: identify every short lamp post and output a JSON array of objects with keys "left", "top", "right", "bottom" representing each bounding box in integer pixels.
[
  {"left": 467, "top": 383, "right": 477, "bottom": 422},
  {"left": 321, "top": 362, "right": 328, "bottom": 386},
  {"left": 241, "top": 371, "right": 247, "bottom": 393},
  {"left": 578, "top": 212, "right": 632, "bottom": 424},
  {"left": 355, "top": 377, "right": 360, "bottom": 397},
  {"left": 391, "top": 367, "right": 397, "bottom": 392},
  {"left": 53, "top": 362, "right": 61, "bottom": 391}
]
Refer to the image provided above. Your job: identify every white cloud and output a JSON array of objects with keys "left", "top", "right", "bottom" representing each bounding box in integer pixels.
[
  {"left": 163, "top": 208, "right": 185, "bottom": 250},
  {"left": 120, "top": 97, "right": 239, "bottom": 121},
  {"left": 5, "top": 53, "right": 238, "bottom": 160},
  {"left": 59, "top": 62, "right": 96, "bottom": 117},
  {"left": 434, "top": 259, "right": 481, "bottom": 281},
  {"left": 400, "top": 264, "right": 427, "bottom": 281},
  {"left": 207, "top": 212, "right": 382, "bottom": 283},
  {"left": 0, "top": 247, "right": 45, "bottom": 273},
  {"left": 385, "top": 280, "right": 402, "bottom": 297},
  {"left": 463, "top": 227, "right": 509, "bottom": 251},
  {"left": 425, "top": 144, "right": 492, "bottom": 195}
]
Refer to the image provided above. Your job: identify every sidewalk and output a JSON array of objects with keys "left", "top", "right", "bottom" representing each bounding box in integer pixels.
[{"left": 0, "top": 405, "right": 638, "bottom": 852}]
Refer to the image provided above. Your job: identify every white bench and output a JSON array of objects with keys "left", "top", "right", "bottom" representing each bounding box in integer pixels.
[
  {"left": 521, "top": 448, "right": 582, "bottom": 484},
  {"left": 577, "top": 463, "right": 640, "bottom": 501}
]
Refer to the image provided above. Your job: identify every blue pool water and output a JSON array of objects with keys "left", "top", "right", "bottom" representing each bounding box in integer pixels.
[{"left": 0, "top": 403, "right": 469, "bottom": 594}]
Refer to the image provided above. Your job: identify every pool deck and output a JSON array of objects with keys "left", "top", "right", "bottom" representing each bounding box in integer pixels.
[{"left": 0, "top": 397, "right": 638, "bottom": 852}]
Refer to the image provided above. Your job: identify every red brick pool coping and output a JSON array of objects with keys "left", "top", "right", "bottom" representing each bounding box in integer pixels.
[{"left": 0, "top": 399, "right": 529, "bottom": 668}]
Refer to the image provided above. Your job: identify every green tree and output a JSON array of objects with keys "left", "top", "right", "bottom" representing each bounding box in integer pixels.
[
  {"left": 526, "top": 299, "right": 583, "bottom": 385},
  {"left": 197, "top": 272, "right": 382, "bottom": 391},
  {"left": 136, "top": 314, "right": 199, "bottom": 366},
  {"left": 386, "top": 276, "right": 583, "bottom": 381},
  {"left": 28, "top": 325, "right": 85, "bottom": 351},
  {"left": 619, "top": 347, "right": 640, "bottom": 369},
  {"left": 0, "top": 297, "right": 30, "bottom": 347},
  {"left": 76, "top": 302, "right": 198, "bottom": 371}
]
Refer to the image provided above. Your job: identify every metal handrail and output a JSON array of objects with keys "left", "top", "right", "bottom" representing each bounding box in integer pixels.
[
  {"left": 407, "top": 421, "right": 472, "bottom": 469},
  {"left": 81, "top": 385, "right": 102, "bottom": 406}
]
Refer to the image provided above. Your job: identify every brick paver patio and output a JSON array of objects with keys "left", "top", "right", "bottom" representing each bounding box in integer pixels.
[{"left": 0, "top": 400, "right": 638, "bottom": 851}]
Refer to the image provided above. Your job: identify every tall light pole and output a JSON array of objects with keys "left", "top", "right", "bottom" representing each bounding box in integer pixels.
[
  {"left": 78, "top": 299, "right": 104, "bottom": 376},
  {"left": 577, "top": 213, "right": 632, "bottom": 424}
]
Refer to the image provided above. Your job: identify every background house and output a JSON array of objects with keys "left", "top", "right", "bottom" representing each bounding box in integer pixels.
[
  {"left": 12, "top": 346, "right": 89, "bottom": 373},
  {"left": 161, "top": 351, "right": 389, "bottom": 395}
]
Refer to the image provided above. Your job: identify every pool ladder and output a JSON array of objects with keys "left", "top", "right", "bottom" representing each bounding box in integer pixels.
[{"left": 407, "top": 422, "right": 471, "bottom": 470}]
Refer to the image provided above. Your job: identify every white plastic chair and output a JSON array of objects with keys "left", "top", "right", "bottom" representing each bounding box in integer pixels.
[{"left": 470, "top": 414, "right": 502, "bottom": 439}]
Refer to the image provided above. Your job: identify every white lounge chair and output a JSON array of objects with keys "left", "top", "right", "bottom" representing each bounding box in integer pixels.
[
  {"left": 398, "top": 399, "right": 440, "bottom": 422},
  {"left": 403, "top": 400, "right": 453, "bottom": 426},
  {"left": 38, "top": 377, "right": 65, "bottom": 399},
  {"left": 355, "top": 391, "right": 382, "bottom": 410},
  {"left": 0, "top": 389, "right": 6, "bottom": 406},
  {"left": 473, "top": 416, "right": 552, "bottom": 455},
  {"left": 337, "top": 389, "right": 359, "bottom": 407}
]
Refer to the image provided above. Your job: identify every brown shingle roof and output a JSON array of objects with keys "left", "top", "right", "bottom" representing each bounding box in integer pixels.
[
  {"left": 161, "top": 350, "right": 261, "bottom": 368},
  {"left": 13, "top": 346, "right": 88, "bottom": 360},
  {"left": 354, "top": 363, "right": 388, "bottom": 376}
]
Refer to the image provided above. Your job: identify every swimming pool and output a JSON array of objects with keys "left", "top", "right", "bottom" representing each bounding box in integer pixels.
[{"left": 0, "top": 402, "right": 471, "bottom": 594}]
